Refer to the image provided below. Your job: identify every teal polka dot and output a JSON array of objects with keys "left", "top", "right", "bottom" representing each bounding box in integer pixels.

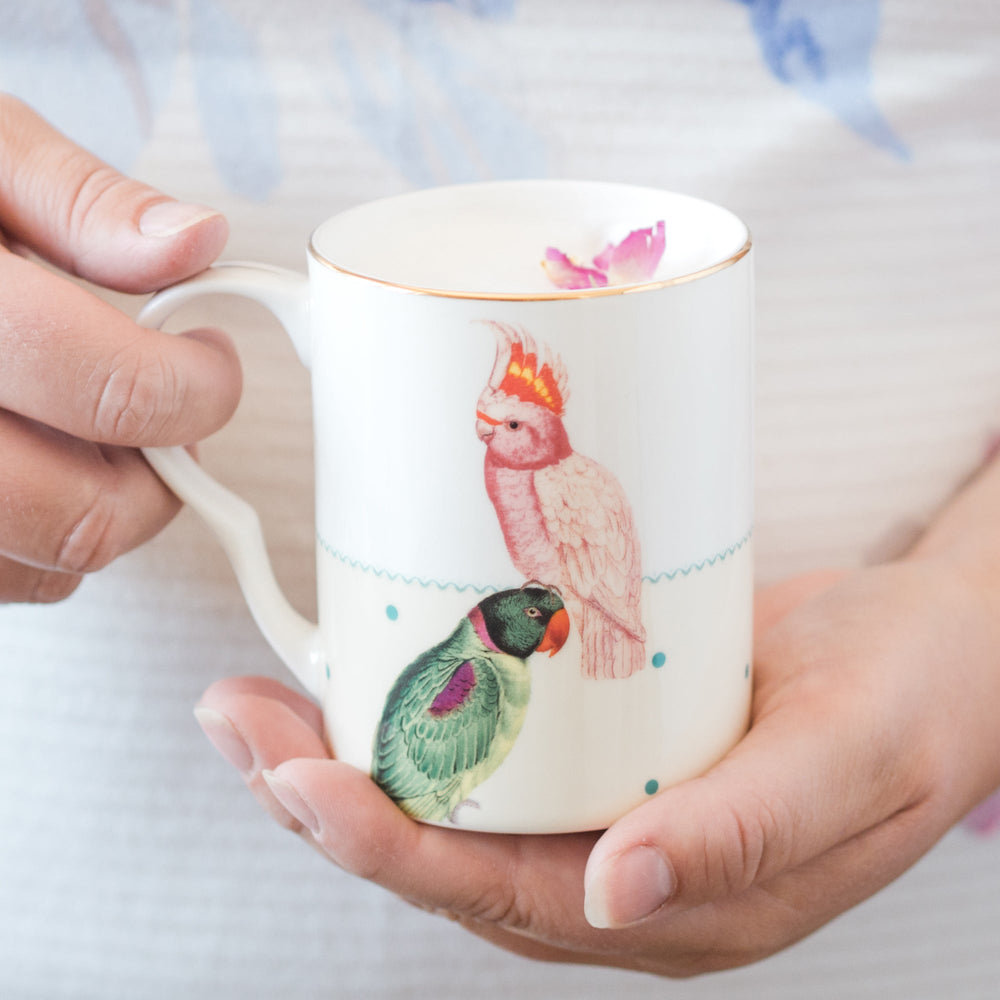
[
  {"left": 644, "top": 779, "right": 659, "bottom": 796},
  {"left": 325, "top": 663, "right": 331, "bottom": 680},
  {"left": 651, "top": 652, "right": 666, "bottom": 668},
  {"left": 745, "top": 663, "right": 751, "bottom": 679},
  {"left": 386, "top": 605, "right": 399, "bottom": 621}
]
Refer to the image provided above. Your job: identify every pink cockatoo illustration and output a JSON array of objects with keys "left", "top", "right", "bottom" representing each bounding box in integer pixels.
[{"left": 475, "top": 324, "right": 646, "bottom": 680}]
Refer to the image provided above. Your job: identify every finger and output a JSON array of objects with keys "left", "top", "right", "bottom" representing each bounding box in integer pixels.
[
  {"left": 0, "top": 553, "right": 81, "bottom": 604},
  {"left": 195, "top": 677, "right": 328, "bottom": 830},
  {"left": 253, "top": 754, "right": 915, "bottom": 978},
  {"left": 629, "top": 795, "right": 946, "bottom": 977},
  {"left": 742, "top": 806, "right": 938, "bottom": 959},
  {"left": 0, "top": 254, "right": 241, "bottom": 445},
  {"left": 0, "top": 95, "right": 227, "bottom": 292},
  {"left": 225, "top": 701, "right": 715, "bottom": 966},
  {"left": 199, "top": 682, "right": 595, "bottom": 942},
  {"left": 0, "top": 409, "right": 184, "bottom": 577},
  {"left": 581, "top": 683, "right": 921, "bottom": 929},
  {"left": 198, "top": 676, "right": 325, "bottom": 736},
  {"left": 431, "top": 768, "right": 945, "bottom": 977},
  {"left": 589, "top": 564, "right": 954, "bottom": 932},
  {"left": 211, "top": 683, "right": 609, "bottom": 954},
  {"left": 262, "top": 757, "right": 599, "bottom": 933}
]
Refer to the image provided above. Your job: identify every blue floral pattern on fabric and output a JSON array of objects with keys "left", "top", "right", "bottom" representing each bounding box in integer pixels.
[
  {"left": 0, "top": 0, "right": 536, "bottom": 198},
  {"left": 333, "top": 0, "right": 544, "bottom": 184},
  {"left": 0, "top": 0, "right": 282, "bottom": 197},
  {"left": 189, "top": 0, "right": 281, "bottom": 200},
  {"left": 731, "top": 0, "right": 910, "bottom": 159},
  {"left": 405, "top": 0, "right": 516, "bottom": 17},
  {"left": 0, "top": 0, "right": 179, "bottom": 172},
  {"left": 0, "top": 0, "right": 909, "bottom": 201}
]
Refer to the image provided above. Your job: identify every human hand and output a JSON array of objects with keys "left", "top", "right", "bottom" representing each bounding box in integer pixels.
[
  {"left": 194, "top": 458, "right": 1000, "bottom": 977},
  {"left": 0, "top": 94, "right": 241, "bottom": 603}
]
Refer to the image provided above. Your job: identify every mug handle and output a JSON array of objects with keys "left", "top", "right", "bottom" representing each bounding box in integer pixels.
[{"left": 138, "top": 262, "right": 326, "bottom": 699}]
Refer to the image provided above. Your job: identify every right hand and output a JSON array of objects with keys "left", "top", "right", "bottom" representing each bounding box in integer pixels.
[{"left": 0, "top": 95, "right": 242, "bottom": 603}]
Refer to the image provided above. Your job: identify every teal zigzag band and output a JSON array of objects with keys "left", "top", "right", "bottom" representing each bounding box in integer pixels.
[
  {"left": 316, "top": 535, "right": 498, "bottom": 594},
  {"left": 316, "top": 529, "right": 752, "bottom": 595},
  {"left": 645, "top": 530, "right": 753, "bottom": 582}
]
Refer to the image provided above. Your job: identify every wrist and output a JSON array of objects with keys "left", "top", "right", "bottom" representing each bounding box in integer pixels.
[{"left": 907, "top": 450, "right": 1000, "bottom": 603}]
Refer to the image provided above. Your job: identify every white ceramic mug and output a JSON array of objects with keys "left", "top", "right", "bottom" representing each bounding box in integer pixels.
[{"left": 141, "top": 180, "right": 753, "bottom": 834}]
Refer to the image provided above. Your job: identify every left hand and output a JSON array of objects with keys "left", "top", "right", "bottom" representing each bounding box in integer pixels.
[
  {"left": 0, "top": 96, "right": 240, "bottom": 604},
  {"left": 194, "top": 458, "right": 1000, "bottom": 977}
]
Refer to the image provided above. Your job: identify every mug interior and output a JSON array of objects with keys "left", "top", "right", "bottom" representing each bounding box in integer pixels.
[{"left": 309, "top": 180, "right": 749, "bottom": 297}]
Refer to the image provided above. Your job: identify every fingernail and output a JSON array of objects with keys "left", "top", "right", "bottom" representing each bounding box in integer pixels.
[
  {"left": 194, "top": 706, "right": 253, "bottom": 773},
  {"left": 139, "top": 200, "right": 222, "bottom": 238},
  {"left": 584, "top": 846, "right": 675, "bottom": 929},
  {"left": 263, "top": 770, "right": 321, "bottom": 837}
]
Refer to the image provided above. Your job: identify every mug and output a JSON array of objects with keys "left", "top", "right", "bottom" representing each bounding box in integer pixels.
[{"left": 141, "top": 180, "right": 753, "bottom": 834}]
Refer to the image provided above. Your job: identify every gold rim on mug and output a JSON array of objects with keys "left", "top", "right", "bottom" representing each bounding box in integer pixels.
[{"left": 307, "top": 232, "right": 752, "bottom": 301}]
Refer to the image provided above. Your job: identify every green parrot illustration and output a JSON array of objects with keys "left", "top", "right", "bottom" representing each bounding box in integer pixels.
[{"left": 372, "top": 586, "right": 570, "bottom": 823}]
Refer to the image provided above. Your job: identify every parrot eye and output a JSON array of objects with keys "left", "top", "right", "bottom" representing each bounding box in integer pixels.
[
  {"left": 507, "top": 420, "right": 521, "bottom": 430},
  {"left": 524, "top": 606, "right": 542, "bottom": 618}
]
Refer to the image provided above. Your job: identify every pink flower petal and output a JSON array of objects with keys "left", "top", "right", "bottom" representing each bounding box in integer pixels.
[
  {"left": 598, "top": 220, "right": 666, "bottom": 284},
  {"left": 543, "top": 221, "right": 666, "bottom": 290},
  {"left": 541, "top": 247, "right": 609, "bottom": 289}
]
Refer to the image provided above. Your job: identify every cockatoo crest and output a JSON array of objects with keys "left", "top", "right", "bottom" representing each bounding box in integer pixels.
[{"left": 485, "top": 323, "right": 569, "bottom": 417}]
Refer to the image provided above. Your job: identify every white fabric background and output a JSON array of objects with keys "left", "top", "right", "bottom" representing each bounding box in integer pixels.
[{"left": 2, "top": 1, "right": 999, "bottom": 996}]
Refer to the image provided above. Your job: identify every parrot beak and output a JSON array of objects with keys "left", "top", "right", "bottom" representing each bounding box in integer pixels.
[
  {"left": 476, "top": 410, "right": 502, "bottom": 442},
  {"left": 536, "top": 607, "right": 570, "bottom": 657}
]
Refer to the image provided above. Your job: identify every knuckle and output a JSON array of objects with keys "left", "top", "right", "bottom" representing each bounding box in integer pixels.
[
  {"left": 334, "top": 827, "right": 541, "bottom": 937},
  {"left": 458, "top": 845, "right": 539, "bottom": 934},
  {"left": 710, "top": 793, "right": 790, "bottom": 897},
  {"left": 63, "top": 158, "right": 132, "bottom": 246},
  {"left": 92, "top": 345, "right": 180, "bottom": 445},
  {"left": 464, "top": 881, "right": 533, "bottom": 931},
  {"left": 414, "top": 881, "right": 535, "bottom": 936},
  {"left": 55, "top": 482, "right": 119, "bottom": 575}
]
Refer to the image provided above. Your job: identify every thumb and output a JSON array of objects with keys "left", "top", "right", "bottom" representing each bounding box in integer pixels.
[
  {"left": 0, "top": 95, "right": 227, "bottom": 292},
  {"left": 582, "top": 696, "right": 898, "bottom": 929}
]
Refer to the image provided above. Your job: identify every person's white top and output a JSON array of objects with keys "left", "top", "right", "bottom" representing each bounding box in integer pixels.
[{"left": 1, "top": 2, "right": 998, "bottom": 997}]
